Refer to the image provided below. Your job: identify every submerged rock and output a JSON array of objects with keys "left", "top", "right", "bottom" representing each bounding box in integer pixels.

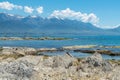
[
  {"left": 74, "top": 49, "right": 120, "bottom": 56},
  {"left": 0, "top": 37, "right": 70, "bottom": 40},
  {"left": 62, "top": 45, "right": 96, "bottom": 50}
]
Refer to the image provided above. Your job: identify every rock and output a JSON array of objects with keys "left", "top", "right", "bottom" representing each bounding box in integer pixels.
[
  {"left": 1, "top": 47, "right": 37, "bottom": 55},
  {"left": 80, "top": 53, "right": 113, "bottom": 72},
  {"left": 62, "top": 45, "right": 96, "bottom": 50},
  {"left": 0, "top": 60, "right": 35, "bottom": 80},
  {"left": 74, "top": 49, "right": 112, "bottom": 55},
  {"left": 17, "top": 55, "right": 44, "bottom": 65},
  {"left": 24, "top": 47, "right": 37, "bottom": 55},
  {"left": 74, "top": 49, "right": 120, "bottom": 56},
  {"left": 0, "top": 37, "right": 23, "bottom": 40},
  {"left": 85, "top": 53, "right": 103, "bottom": 67},
  {"left": 0, "top": 47, "right": 3, "bottom": 51},
  {"left": 52, "top": 53, "right": 77, "bottom": 68},
  {"left": 0, "top": 50, "right": 119, "bottom": 80},
  {"left": 37, "top": 48, "right": 63, "bottom": 52},
  {"left": 0, "top": 37, "right": 70, "bottom": 40},
  {"left": 110, "top": 66, "right": 120, "bottom": 80}
]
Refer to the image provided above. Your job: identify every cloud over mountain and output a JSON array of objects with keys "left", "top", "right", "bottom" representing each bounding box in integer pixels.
[
  {"left": 49, "top": 8, "right": 99, "bottom": 25},
  {"left": 24, "top": 6, "right": 34, "bottom": 13},
  {"left": 0, "top": 1, "right": 113, "bottom": 29},
  {"left": 0, "top": 1, "right": 99, "bottom": 25},
  {"left": 0, "top": 1, "right": 22, "bottom": 10},
  {"left": 36, "top": 6, "right": 43, "bottom": 14}
]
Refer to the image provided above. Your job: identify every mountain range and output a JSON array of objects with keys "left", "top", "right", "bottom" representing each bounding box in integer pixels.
[{"left": 0, "top": 13, "right": 119, "bottom": 35}]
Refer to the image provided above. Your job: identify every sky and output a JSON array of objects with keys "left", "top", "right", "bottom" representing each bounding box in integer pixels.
[{"left": 0, "top": 0, "right": 120, "bottom": 29}]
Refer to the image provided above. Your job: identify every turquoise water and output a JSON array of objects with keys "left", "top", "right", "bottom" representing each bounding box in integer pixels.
[
  {"left": 40, "top": 51, "right": 120, "bottom": 60},
  {"left": 0, "top": 35, "right": 120, "bottom": 48},
  {"left": 0, "top": 34, "right": 120, "bottom": 59}
]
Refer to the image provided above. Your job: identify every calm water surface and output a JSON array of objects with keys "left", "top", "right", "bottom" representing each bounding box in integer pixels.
[{"left": 0, "top": 34, "right": 120, "bottom": 59}]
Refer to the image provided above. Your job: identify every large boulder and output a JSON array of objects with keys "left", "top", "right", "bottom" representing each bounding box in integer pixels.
[
  {"left": 85, "top": 53, "right": 103, "bottom": 67},
  {"left": 38, "top": 53, "right": 76, "bottom": 68},
  {"left": 52, "top": 53, "right": 77, "bottom": 68},
  {"left": 79, "top": 53, "right": 113, "bottom": 72},
  {"left": 0, "top": 60, "right": 35, "bottom": 80}
]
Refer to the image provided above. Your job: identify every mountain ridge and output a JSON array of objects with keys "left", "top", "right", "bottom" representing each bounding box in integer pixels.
[{"left": 0, "top": 13, "right": 119, "bottom": 35}]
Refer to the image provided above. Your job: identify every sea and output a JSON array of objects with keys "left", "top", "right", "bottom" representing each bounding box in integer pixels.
[{"left": 0, "top": 33, "right": 120, "bottom": 60}]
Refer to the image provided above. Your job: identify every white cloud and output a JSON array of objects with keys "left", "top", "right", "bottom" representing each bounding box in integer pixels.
[
  {"left": 24, "top": 6, "right": 34, "bottom": 14},
  {"left": 49, "top": 8, "right": 99, "bottom": 25},
  {"left": 0, "top": 1, "right": 22, "bottom": 10},
  {"left": 36, "top": 6, "right": 43, "bottom": 14},
  {"left": 100, "top": 24, "right": 120, "bottom": 29}
]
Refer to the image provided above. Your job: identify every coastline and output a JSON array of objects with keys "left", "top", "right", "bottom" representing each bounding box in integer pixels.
[
  {"left": 0, "top": 49, "right": 119, "bottom": 79},
  {"left": 0, "top": 37, "right": 71, "bottom": 40},
  {"left": 0, "top": 46, "right": 120, "bottom": 59}
]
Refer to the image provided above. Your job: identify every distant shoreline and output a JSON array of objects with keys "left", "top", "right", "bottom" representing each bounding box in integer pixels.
[{"left": 0, "top": 37, "right": 71, "bottom": 40}]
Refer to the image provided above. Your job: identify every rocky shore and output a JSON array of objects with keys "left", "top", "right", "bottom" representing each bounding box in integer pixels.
[
  {"left": 74, "top": 49, "right": 120, "bottom": 56},
  {"left": 0, "top": 47, "right": 119, "bottom": 80},
  {"left": 0, "top": 45, "right": 120, "bottom": 56},
  {"left": 62, "top": 45, "right": 120, "bottom": 56}
]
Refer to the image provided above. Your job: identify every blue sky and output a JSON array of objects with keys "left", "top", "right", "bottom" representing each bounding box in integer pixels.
[{"left": 0, "top": 0, "right": 120, "bottom": 28}]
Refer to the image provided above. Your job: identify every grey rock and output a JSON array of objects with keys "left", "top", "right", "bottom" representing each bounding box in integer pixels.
[
  {"left": 85, "top": 53, "right": 103, "bottom": 67},
  {"left": 82, "top": 53, "right": 113, "bottom": 71},
  {"left": 1, "top": 47, "right": 37, "bottom": 55},
  {"left": 0, "top": 60, "right": 35, "bottom": 80},
  {"left": 52, "top": 53, "right": 76, "bottom": 68},
  {"left": 0, "top": 50, "right": 119, "bottom": 80}
]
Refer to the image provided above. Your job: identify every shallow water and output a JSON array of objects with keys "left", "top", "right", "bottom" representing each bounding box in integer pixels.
[
  {"left": 39, "top": 51, "right": 120, "bottom": 60},
  {"left": 0, "top": 34, "right": 120, "bottom": 59}
]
